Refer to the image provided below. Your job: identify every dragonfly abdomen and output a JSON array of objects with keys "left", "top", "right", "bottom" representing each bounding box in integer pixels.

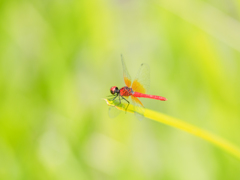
[{"left": 133, "top": 92, "right": 167, "bottom": 101}]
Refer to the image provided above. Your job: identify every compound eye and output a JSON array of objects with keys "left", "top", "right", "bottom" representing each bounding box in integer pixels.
[
  {"left": 110, "top": 87, "right": 116, "bottom": 95},
  {"left": 110, "top": 86, "right": 118, "bottom": 95},
  {"left": 110, "top": 89, "right": 114, "bottom": 95}
]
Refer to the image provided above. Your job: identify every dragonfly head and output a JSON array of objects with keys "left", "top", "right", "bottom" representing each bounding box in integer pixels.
[{"left": 110, "top": 86, "right": 119, "bottom": 95}]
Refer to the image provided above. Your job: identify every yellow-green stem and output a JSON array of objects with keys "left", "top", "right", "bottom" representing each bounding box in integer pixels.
[{"left": 104, "top": 98, "right": 240, "bottom": 160}]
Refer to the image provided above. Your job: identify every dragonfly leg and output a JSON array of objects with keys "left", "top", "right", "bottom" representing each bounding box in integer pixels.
[
  {"left": 114, "top": 95, "right": 121, "bottom": 107},
  {"left": 121, "top": 97, "right": 130, "bottom": 113},
  {"left": 112, "top": 95, "right": 118, "bottom": 101}
]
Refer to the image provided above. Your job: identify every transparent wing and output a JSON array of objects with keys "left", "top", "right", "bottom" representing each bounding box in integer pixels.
[
  {"left": 108, "top": 106, "right": 122, "bottom": 118},
  {"left": 107, "top": 95, "right": 127, "bottom": 118},
  {"left": 121, "top": 55, "right": 132, "bottom": 87},
  {"left": 107, "top": 95, "right": 144, "bottom": 120},
  {"left": 131, "top": 63, "right": 150, "bottom": 94},
  {"left": 131, "top": 96, "right": 145, "bottom": 120}
]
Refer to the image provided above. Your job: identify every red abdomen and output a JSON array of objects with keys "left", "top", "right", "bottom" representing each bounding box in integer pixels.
[{"left": 133, "top": 92, "right": 167, "bottom": 101}]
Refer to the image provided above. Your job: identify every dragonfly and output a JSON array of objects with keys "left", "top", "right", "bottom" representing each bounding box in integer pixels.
[{"left": 108, "top": 55, "right": 167, "bottom": 119}]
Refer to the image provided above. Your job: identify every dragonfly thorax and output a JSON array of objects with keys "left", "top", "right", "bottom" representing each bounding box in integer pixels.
[
  {"left": 110, "top": 86, "right": 119, "bottom": 95},
  {"left": 119, "top": 86, "right": 134, "bottom": 96}
]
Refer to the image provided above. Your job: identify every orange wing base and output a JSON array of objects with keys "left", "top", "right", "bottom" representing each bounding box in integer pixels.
[
  {"left": 131, "top": 80, "right": 146, "bottom": 94},
  {"left": 131, "top": 96, "right": 144, "bottom": 107},
  {"left": 124, "top": 77, "right": 132, "bottom": 87}
]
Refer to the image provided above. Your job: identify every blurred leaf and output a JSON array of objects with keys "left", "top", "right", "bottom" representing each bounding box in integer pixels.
[{"left": 104, "top": 98, "right": 240, "bottom": 161}]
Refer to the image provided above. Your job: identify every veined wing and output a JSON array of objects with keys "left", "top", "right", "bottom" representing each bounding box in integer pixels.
[
  {"left": 131, "top": 63, "right": 150, "bottom": 94},
  {"left": 108, "top": 105, "right": 122, "bottom": 118},
  {"left": 107, "top": 95, "right": 129, "bottom": 118},
  {"left": 108, "top": 95, "right": 122, "bottom": 118},
  {"left": 121, "top": 55, "right": 132, "bottom": 87},
  {"left": 131, "top": 96, "right": 145, "bottom": 120}
]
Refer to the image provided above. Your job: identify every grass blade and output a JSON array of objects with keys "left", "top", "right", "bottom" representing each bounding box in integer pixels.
[{"left": 104, "top": 98, "right": 240, "bottom": 160}]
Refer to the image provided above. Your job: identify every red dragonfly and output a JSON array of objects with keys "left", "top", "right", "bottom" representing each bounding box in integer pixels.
[{"left": 109, "top": 55, "right": 167, "bottom": 118}]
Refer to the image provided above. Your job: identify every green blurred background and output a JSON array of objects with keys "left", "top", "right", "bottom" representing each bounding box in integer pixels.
[{"left": 1, "top": 0, "right": 240, "bottom": 179}]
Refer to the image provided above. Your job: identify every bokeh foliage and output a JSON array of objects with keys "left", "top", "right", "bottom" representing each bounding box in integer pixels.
[{"left": 1, "top": 0, "right": 240, "bottom": 179}]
